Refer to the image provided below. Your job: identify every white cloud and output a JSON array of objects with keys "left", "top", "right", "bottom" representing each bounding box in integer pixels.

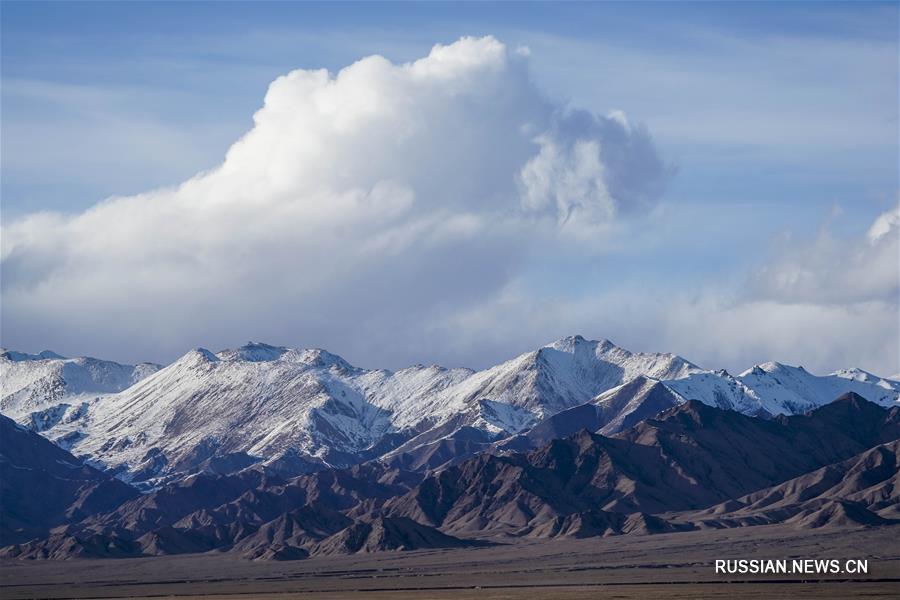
[
  {"left": 425, "top": 206, "right": 900, "bottom": 377},
  {"left": 0, "top": 36, "right": 667, "bottom": 367},
  {"left": 746, "top": 205, "right": 899, "bottom": 306},
  {"left": 432, "top": 283, "right": 898, "bottom": 378},
  {"left": 519, "top": 136, "right": 613, "bottom": 226},
  {"left": 868, "top": 205, "right": 900, "bottom": 243},
  {"left": 4, "top": 35, "right": 894, "bottom": 377}
]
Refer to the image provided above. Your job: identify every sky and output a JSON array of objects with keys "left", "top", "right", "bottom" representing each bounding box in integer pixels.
[{"left": 1, "top": 1, "right": 898, "bottom": 376}]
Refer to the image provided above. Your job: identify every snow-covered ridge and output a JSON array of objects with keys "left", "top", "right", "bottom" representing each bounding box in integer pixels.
[
  {"left": 1, "top": 349, "right": 66, "bottom": 361},
  {"left": 2, "top": 337, "right": 897, "bottom": 487},
  {"left": 664, "top": 361, "right": 900, "bottom": 417},
  {"left": 0, "top": 350, "right": 162, "bottom": 422}
]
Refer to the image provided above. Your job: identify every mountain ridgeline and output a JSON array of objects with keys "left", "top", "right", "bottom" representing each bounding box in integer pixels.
[
  {"left": 1, "top": 337, "right": 899, "bottom": 560},
  {"left": 2, "top": 337, "right": 897, "bottom": 487},
  {"left": 1, "top": 393, "right": 897, "bottom": 559}
]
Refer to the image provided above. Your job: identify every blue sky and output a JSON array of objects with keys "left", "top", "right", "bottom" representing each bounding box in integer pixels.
[{"left": 1, "top": 2, "right": 898, "bottom": 375}]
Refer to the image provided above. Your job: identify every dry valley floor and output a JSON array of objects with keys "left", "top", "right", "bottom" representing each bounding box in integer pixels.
[{"left": 2, "top": 525, "right": 898, "bottom": 599}]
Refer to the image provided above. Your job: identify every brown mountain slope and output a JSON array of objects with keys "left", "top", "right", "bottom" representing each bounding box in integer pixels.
[
  {"left": 678, "top": 440, "right": 900, "bottom": 529},
  {"left": 3, "top": 394, "right": 897, "bottom": 559},
  {"left": 312, "top": 517, "right": 485, "bottom": 556},
  {"left": 385, "top": 395, "right": 900, "bottom": 536},
  {"left": 496, "top": 376, "right": 683, "bottom": 454},
  {"left": 0, "top": 414, "right": 139, "bottom": 546}
]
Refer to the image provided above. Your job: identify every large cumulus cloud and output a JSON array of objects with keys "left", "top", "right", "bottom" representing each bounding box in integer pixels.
[{"left": 1, "top": 36, "right": 668, "bottom": 366}]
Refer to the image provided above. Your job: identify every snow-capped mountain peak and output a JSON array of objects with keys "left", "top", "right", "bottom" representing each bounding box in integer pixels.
[
  {"left": 832, "top": 367, "right": 897, "bottom": 388},
  {"left": 216, "top": 342, "right": 285, "bottom": 362},
  {"left": 289, "top": 348, "right": 355, "bottom": 371},
  {"left": 675, "top": 361, "right": 900, "bottom": 417},
  {"left": 214, "top": 343, "right": 355, "bottom": 371},
  {"left": 0, "top": 349, "right": 66, "bottom": 361},
  {"left": 171, "top": 348, "right": 221, "bottom": 370},
  {"left": 740, "top": 361, "right": 787, "bottom": 377},
  {"left": 0, "top": 350, "right": 162, "bottom": 417},
  {"left": 3, "top": 336, "right": 898, "bottom": 488}
]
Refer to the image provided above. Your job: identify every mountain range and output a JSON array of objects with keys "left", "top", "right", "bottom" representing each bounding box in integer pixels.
[
  {"left": 1, "top": 336, "right": 899, "bottom": 561},
  {"left": 2, "top": 393, "right": 897, "bottom": 560},
  {"left": 2, "top": 336, "right": 897, "bottom": 488}
]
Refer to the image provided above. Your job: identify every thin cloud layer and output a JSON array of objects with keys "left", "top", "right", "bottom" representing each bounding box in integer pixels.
[
  {"left": 746, "top": 205, "right": 899, "bottom": 306},
  {"left": 1, "top": 36, "right": 668, "bottom": 366},
  {"left": 431, "top": 206, "right": 900, "bottom": 376}
]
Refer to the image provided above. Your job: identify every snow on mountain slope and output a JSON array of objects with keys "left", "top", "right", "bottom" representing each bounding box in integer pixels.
[
  {"left": 375, "top": 335, "right": 703, "bottom": 455},
  {"left": 663, "top": 363, "right": 900, "bottom": 416},
  {"left": 0, "top": 349, "right": 161, "bottom": 423},
  {"left": 7, "top": 336, "right": 898, "bottom": 486},
  {"left": 663, "top": 370, "right": 766, "bottom": 416},
  {"left": 63, "top": 345, "right": 389, "bottom": 485},
  {"left": 502, "top": 360, "right": 900, "bottom": 454},
  {"left": 371, "top": 336, "right": 705, "bottom": 464},
  {"left": 11, "top": 337, "right": 702, "bottom": 486},
  {"left": 429, "top": 335, "right": 700, "bottom": 430},
  {"left": 833, "top": 367, "right": 899, "bottom": 388},
  {"left": 47, "top": 343, "right": 482, "bottom": 486},
  {"left": 735, "top": 362, "right": 900, "bottom": 414},
  {"left": 590, "top": 376, "right": 685, "bottom": 435},
  {"left": 355, "top": 364, "right": 475, "bottom": 430}
]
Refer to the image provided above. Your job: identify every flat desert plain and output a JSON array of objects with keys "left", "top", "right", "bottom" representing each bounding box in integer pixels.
[{"left": 2, "top": 525, "right": 899, "bottom": 599}]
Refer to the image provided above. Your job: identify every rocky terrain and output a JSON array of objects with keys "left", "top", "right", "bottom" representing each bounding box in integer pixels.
[
  {"left": 2, "top": 390, "right": 897, "bottom": 561},
  {"left": 2, "top": 337, "right": 897, "bottom": 489},
  {"left": 0, "top": 414, "right": 139, "bottom": 546}
]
